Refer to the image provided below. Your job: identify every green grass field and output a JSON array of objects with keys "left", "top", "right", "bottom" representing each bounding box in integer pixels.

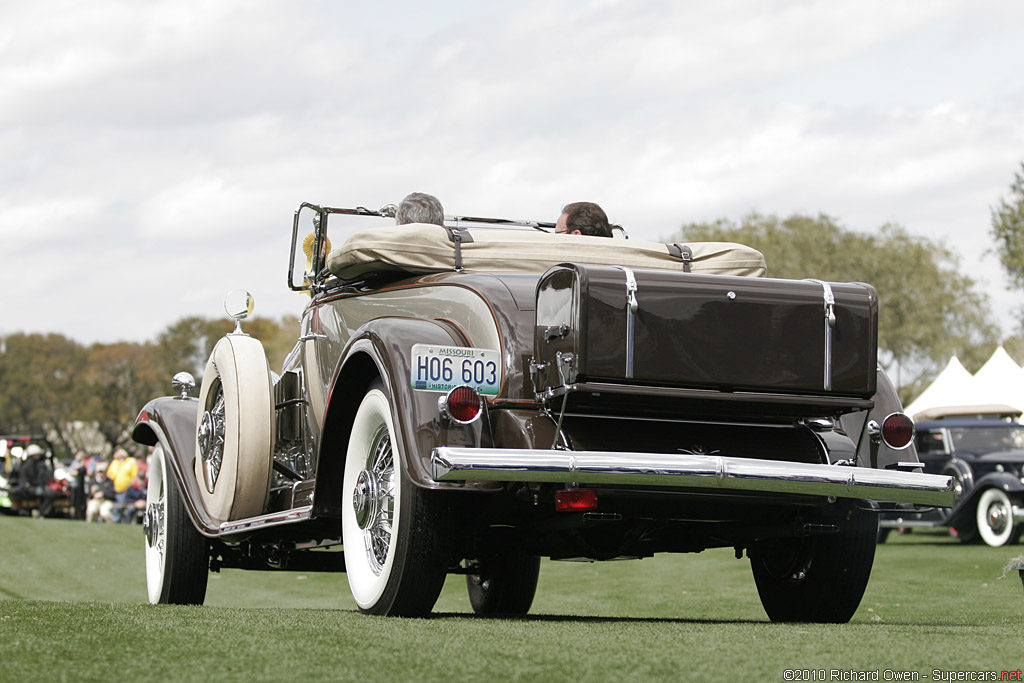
[{"left": 1, "top": 515, "right": 1022, "bottom": 682}]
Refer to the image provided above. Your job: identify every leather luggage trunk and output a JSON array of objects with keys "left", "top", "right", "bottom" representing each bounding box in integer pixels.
[{"left": 534, "top": 263, "right": 878, "bottom": 399}]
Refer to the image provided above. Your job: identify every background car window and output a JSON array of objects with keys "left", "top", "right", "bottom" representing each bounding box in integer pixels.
[
  {"left": 917, "top": 431, "right": 946, "bottom": 454},
  {"left": 947, "top": 426, "right": 1024, "bottom": 452}
]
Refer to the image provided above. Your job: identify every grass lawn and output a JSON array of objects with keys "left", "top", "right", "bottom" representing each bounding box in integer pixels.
[{"left": 1, "top": 515, "right": 1022, "bottom": 681}]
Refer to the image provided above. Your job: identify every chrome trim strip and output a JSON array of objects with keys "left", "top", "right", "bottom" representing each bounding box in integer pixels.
[
  {"left": 613, "top": 266, "right": 638, "bottom": 379},
  {"left": 804, "top": 279, "right": 836, "bottom": 391},
  {"left": 218, "top": 505, "right": 314, "bottom": 535},
  {"left": 431, "top": 448, "right": 954, "bottom": 507}
]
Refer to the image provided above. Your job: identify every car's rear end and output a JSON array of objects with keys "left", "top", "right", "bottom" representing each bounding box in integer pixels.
[{"left": 432, "top": 262, "right": 952, "bottom": 621}]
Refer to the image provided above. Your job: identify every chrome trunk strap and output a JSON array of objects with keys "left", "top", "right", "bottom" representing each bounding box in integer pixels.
[
  {"left": 613, "top": 266, "right": 639, "bottom": 379},
  {"left": 804, "top": 279, "right": 836, "bottom": 390}
]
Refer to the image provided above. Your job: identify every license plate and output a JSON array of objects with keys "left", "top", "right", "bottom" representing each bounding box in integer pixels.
[{"left": 410, "top": 344, "right": 500, "bottom": 395}]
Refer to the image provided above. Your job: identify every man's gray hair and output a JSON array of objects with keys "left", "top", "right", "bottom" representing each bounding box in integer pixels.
[{"left": 396, "top": 192, "right": 445, "bottom": 226}]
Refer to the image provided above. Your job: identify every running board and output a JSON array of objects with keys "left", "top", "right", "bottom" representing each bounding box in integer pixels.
[
  {"left": 432, "top": 448, "right": 954, "bottom": 507},
  {"left": 218, "top": 505, "right": 314, "bottom": 536}
]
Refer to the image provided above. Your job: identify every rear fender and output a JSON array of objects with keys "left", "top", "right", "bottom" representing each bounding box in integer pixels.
[
  {"left": 131, "top": 396, "right": 219, "bottom": 536},
  {"left": 839, "top": 366, "right": 920, "bottom": 471},
  {"left": 314, "top": 317, "right": 488, "bottom": 519}
]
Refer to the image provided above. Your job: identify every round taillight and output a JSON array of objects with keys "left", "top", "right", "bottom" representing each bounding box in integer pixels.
[
  {"left": 441, "top": 386, "right": 482, "bottom": 424},
  {"left": 881, "top": 412, "right": 914, "bottom": 450}
]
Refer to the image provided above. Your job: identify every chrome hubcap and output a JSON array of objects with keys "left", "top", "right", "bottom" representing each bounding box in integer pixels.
[
  {"left": 352, "top": 469, "right": 380, "bottom": 530},
  {"left": 987, "top": 502, "right": 1008, "bottom": 534},
  {"left": 357, "top": 425, "right": 396, "bottom": 576},
  {"left": 144, "top": 474, "right": 166, "bottom": 568},
  {"left": 144, "top": 500, "right": 163, "bottom": 546}
]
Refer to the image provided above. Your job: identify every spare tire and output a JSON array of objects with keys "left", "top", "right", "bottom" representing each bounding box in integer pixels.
[{"left": 194, "top": 335, "right": 274, "bottom": 524}]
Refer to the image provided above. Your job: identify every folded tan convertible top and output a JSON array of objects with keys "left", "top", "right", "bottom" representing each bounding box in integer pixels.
[{"left": 326, "top": 223, "right": 767, "bottom": 280}]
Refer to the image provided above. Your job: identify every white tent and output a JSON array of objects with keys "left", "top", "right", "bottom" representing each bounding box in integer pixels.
[
  {"left": 903, "top": 347, "right": 1024, "bottom": 421},
  {"left": 903, "top": 356, "right": 976, "bottom": 419},
  {"left": 973, "top": 346, "right": 1024, "bottom": 410}
]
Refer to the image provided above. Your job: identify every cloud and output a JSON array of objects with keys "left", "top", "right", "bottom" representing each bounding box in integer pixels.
[{"left": 1, "top": 0, "right": 1022, "bottom": 343}]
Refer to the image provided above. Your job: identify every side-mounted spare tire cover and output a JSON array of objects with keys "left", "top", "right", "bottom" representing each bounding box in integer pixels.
[{"left": 194, "top": 335, "right": 275, "bottom": 523}]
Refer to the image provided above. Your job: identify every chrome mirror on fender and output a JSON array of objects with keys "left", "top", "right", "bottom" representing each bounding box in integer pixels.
[{"left": 224, "top": 289, "right": 254, "bottom": 335}]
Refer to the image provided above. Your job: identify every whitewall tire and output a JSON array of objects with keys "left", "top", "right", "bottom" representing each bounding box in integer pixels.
[
  {"left": 144, "top": 444, "right": 208, "bottom": 604},
  {"left": 343, "top": 388, "right": 400, "bottom": 610},
  {"left": 976, "top": 488, "right": 1017, "bottom": 547},
  {"left": 342, "top": 382, "right": 452, "bottom": 616},
  {"left": 194, "top": 335, "right": 274, "bottom": 524}
]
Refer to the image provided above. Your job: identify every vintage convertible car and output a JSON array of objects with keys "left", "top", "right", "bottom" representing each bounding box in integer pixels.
[
  {"left": 879, "top": 408, "right": 1024, "bottom": 546},
  {"left": 132, "top": 202, "right": 953, "bottom": 622}
]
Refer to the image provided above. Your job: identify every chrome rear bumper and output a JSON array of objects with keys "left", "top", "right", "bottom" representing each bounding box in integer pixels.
[{"left": 431, "top": 448, "right": 954, "bottom": 507}]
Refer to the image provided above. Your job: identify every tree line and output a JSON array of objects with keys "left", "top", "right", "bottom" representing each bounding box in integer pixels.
[
  {"left": 674, "top": 161, "right": 1024, "bottom": 401},
  {"left": 3, "top": 162, "right": 1024, "bottom": 457},
  {"left": 0, "top": 316, "right": 297, "bottom": 458}
]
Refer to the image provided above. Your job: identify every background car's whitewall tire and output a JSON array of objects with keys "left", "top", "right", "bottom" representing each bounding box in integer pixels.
[
  {"left": 144, "top": 443, "right": 208, "bottom": 605},
  {"left": 975, "top": 488, "right": 1018, "bottom": 547},
  {"left": 194, "top": 336, "right": 274, "bottom": 524},
  {"left": 342, "top": 382, "right": 452, "bottom": 616}
]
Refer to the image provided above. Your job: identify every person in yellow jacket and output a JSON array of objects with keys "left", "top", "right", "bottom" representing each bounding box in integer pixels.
[{"left": 106, "top": 449, "right": 138, "bottom": 523}]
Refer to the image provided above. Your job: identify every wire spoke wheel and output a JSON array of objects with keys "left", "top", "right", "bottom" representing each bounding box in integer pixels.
[
  {"left": 197, "top": 384, "right": 226, "bottom": 493},
  {"left": 355, "top": 424, "right": 396, "bottom": 575},
  {"left": 342, "top": 382, "right": 452, "bottom": 616}
]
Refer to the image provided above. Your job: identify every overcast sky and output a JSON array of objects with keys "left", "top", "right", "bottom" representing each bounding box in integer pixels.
[{"left": 2, "top": 0, "right": 1023, "bottom": 346}]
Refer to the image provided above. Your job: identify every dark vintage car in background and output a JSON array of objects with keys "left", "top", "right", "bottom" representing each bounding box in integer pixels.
[
  {"left": 0, "top": 435, "right": 69, "bottom": 516},
  {"left": 131, "top": 202, "right": 953, "bottom": 622},
  {"left": 880, "top": 409, "right": 1024, "bottom": 546}
]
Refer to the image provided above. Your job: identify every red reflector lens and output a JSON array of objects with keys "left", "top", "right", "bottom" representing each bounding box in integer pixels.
[
  {"left": 881, "top": 413, "right": 914, "bottom": 450},
  {"left": 555, "top": 489, "right": 598, "bottom": 512},
  {"left": 446, "top": 386, "right": 481, "bottom": 423}
]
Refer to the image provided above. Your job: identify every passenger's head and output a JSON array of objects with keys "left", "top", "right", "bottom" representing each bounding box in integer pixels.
[
  {"left": 556, "top": 202, "right": 612, "bottom": 237},
  {"left": 396, "top": 192, "right": 445, "bottom": 226}
]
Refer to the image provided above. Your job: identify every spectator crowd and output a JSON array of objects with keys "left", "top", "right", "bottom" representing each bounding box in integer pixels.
[
  {"left": 2, "top": 441, "right": 151, "bottom": 521},
  {"left": 69, "top": 447, "right": 150, "bottom": 523},
  {"left": 72, "top": 448, "right": 147, "bottom": 524}
]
